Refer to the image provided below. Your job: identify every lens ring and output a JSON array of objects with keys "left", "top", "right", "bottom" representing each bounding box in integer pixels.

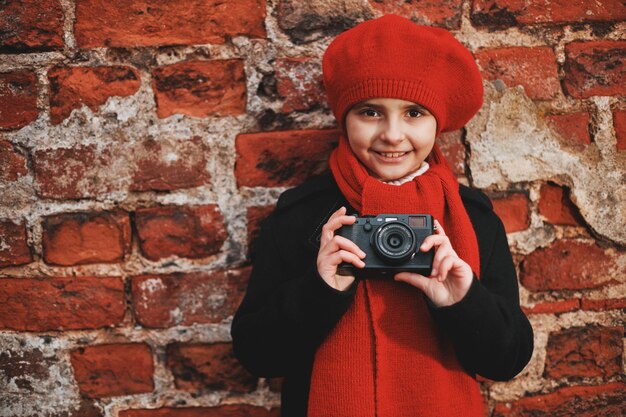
[{"left": 372, "top": 221, "right": 416, "bottom": 263}]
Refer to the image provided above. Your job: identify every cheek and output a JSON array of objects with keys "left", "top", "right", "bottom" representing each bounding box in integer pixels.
[
  {"left": 422, "top": 119, "right": 437, "bottom": 137},
  {"left": 345, "top": 114, "right": 362, "bottom": 137},
  {"left": 413, "top": 123, "right": 437, "bottom": 150},
  {"left": 417, "top": 137, "right": 436, "bottom": 152},
  {"left": 346, "top": 125, "right": 373, "bottom": 152}
]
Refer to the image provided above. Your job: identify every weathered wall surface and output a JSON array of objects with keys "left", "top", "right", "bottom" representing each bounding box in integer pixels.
[{"left": 0, "top": 1, "right": 624, "bottom": 416}]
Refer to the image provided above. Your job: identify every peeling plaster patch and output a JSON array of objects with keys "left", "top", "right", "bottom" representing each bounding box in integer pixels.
[
  {"left": 507, "top": 226, "right": 556, "bottom": 255},
  {"left": 203, "top": 293, "right": 227, "bottom": 311},
  {"left": 180, "top": 292, "right": 202, "bottom": 314},
  {"left": 607, "top": 251, "right": 626, "bottom": 279},
  {"left": 168, "top": 307, "right": 184, "bottom": 325},
  {"left": 286, "top": 67, "right": 317, "bottom": 91},
  {"left": 145, "top": 139, "right": 204, "bottom": 171},
  {"left": 100, "top": 94, "right": 140, "bottom": 123},
  {"left": 0, "top": 336, "right": 80, "bottom": 417},
  {"left": 164, "top": 151, "right": 179, "bottom": 163},
  {"left": 467, "top": 83, "right": 626, "bottom": 245},
  {"left": 138, "top": 277, "right": 166, "bottom": 294},
  {"left": 137, "top": 277, "right": 166, "bottom": 311},
  {"left": 0, "top": 236, "right": 10, "bottom": 252}
]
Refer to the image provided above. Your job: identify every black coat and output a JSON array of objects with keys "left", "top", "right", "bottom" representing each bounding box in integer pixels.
[{"left": 231, "top": 173, "right": 533, "bottom": 417}]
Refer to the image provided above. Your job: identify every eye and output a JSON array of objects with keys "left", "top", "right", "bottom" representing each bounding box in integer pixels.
[
  {"left": 360, "top": 108, "right": 380, "bottom": 117},
  {"left": 407, "top": 108, "right": 422, "bottom": 118}
]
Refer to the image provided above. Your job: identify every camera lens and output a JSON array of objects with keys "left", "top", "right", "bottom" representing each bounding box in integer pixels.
[{"left": 372, "top": 222, "right": 416, "bottom": 264}]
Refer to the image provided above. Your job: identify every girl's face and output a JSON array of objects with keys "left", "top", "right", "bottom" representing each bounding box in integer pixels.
[{"left": 345, "top": 98, "right": 438, "bottom": 181}]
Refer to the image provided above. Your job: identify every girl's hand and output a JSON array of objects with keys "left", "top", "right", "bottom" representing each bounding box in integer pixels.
[
  {"left": 394, "top": 220, "right": 473, "bottom": 307},
  {"left": 317, "top": 206, "right": 366, "bottom": 291}
]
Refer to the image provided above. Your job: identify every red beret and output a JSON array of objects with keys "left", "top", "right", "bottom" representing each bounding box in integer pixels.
[{"left": 322, "top": 14, "right": 483, "bottom": 133}]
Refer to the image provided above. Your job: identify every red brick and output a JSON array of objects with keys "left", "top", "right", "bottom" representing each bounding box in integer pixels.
[
  {"left": 475, "top": 47, "right": 560, "bottom": 100},
  {"left": 369, "top": 0, "right": 463, "bottom": 29},
  {"left": 32, "top": 144, "right": 114, "bottom": 199},
  {"left": 546, "top": 112, "right": 591, "bottom": 147},
  {"left": 538, "top": 183, "right": 580, "bottom": 226},
  {"left": 42, "top": 210, "right": 131, "bottom": 266},
  {"left": 166, "top": 342, "right": 256, "bottom": 393},
  {"left": 235, "top": 129, "right": 339, "bottom": 187},
  {"left": 0, "top": 276, "right": 125, "bottom": 331},
  {"left": 247, "top": 205, "right": 274, "bottom": 256},
  {"left": 0, "top": 71, "right": 38, "bottom": 129},
  {"left": 0, "top": 219, "right": 32, "bottom": 267},
  {"left": 472, "top": 0, "right": 626, "bottom": 27},
  {"left": 522, "top": 299, "right": 580, "bottom": 315},
  {"left": 275, "top": 58, "right": 325, "bottom": 113},
  {"left": 131, "top": 268, "right": 249, "bottom": 328},
  {"left": 70, "top": 343, "right": 154, "bottom": 398},
  {"left": 438, "top": 129, "right": 466, "bottom": 176},
  {"left": 75, "top": 0, "right": 266, "bottom": 48},
  {"left": 491, "top": 193, "right": 530, "bottom": 233},
  {"left": 33, "top": 137, "right": 210, "bottom": 198},
  {"left": 521, "top": 240, "right": 621, "bottom": 291},
  {"left": 152, "top": 60, "right": 246, "bottom": 119},
  {"left": 545, "top": 325, "right": 622, "bottom": 379},
  {"left": 493, "top": 382, "right": 625, "bottom": 417},
  {"left": 581, "top": 297, "right": 626, "bottom": 311},
  {"left": 135, "top": 205, "right": 227, "bottom": 261},
  {"left": 130, "top": 136, "right": 210, "bottom": 191},
  {"left": 614, "top": 109, "right": 626, "bottom": 151},
  {"left": 0, "top": 140, "right": 28, "bottom": 181},
  {"left": 563, "top": 41, "right": 626, "bottom": 99},
  {"left": 120, "top": 406, "right": 279, "bottom": 417},
  {"left": 48, "top": 66, "right": 140, "bottom": 125},
  {"left": 0, "top": 0, "right": 64, "bottom": 52}
]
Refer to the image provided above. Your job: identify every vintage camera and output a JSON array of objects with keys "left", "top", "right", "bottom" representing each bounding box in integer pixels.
[{"left": 337, "top": 214, "right": 435, "bottom": 278}]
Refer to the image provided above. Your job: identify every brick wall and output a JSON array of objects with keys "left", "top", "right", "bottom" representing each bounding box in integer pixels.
[{"left": 0, "top": 1, "right": 624, "bottom": 416}]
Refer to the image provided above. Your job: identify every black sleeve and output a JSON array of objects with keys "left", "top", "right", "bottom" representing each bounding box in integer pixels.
[
  {"left": 429, "top": 215, "right": 534, "bottom": 381},
  {"left": 230, "top": 213, "right": 357, "bottom": 378}
]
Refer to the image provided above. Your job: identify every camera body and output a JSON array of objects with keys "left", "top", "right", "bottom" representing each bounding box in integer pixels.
[{"left": 337, "top": 214, "right": 435, "bottom": 278}]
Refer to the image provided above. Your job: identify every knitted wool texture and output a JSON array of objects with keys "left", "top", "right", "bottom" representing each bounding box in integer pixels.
[
  {"left": 307, "top": 138, "right": 484, "bottom": 416},
  {"left": 322, "top": 14, "right": 483, "bottom": 133},
  {"left": 308, "top": 14, "right": 486, "bottom": 417}
]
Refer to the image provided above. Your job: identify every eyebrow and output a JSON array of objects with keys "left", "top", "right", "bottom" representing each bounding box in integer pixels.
[{"left": 353, "top": 101, "right": 430, "bottom": 113}]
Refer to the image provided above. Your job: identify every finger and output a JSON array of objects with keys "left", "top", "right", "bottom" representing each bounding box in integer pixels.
[
  {"left": 320, "top": 207, "right": 352, "bottom": 246},
  {"left": 431, "top": 243, "right": 454, "bottom": 276},
  {"left": 436, "top": 255, "right": 456, "bottom": 282},
  {"left": 433, "top": 219, "right": 446, "bottom": 236},
  {"left": 333, "top": 235, "right": 366, "bottom": 258},
  {"left": 420, "top": 234, "right": 450, "bottom": 252},
  {"left": 321, "top": 214, "right": 358, "bottom": 246},
  {"left": 321, "top": 235, "right": 366, "bottom": 259},
  {"left": 321, "top": 209, "right": 356, "bottom": 234},
  {"left": 329, "top": 250, "right": 366, "bottom": 269},
  {"left": 327, "top": 214, "right": 357, "bottom": 230},
  {"left": 320, "top": 206, "right": 345, "bottom": 244},
  {"left": 394, "top": 272, "right": 430, "bottom": 292}
]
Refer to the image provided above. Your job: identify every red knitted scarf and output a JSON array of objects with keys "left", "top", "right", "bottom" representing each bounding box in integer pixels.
[{"left": 307, "top": 136, "right": 484, "bottom": 417}]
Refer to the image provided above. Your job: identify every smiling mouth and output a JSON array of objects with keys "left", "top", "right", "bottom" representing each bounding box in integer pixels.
[{"left": 373, "top": 150, "right": 411, "bottom": 158}]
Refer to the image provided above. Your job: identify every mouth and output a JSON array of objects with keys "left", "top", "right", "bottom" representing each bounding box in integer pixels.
[{"left": 372, "top": 150, "right": 411, "bottom": 160}]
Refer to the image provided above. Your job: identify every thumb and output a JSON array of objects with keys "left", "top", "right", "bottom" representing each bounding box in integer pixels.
[{"left": 394, "top": 272, "right": 430, "bottom": 292}]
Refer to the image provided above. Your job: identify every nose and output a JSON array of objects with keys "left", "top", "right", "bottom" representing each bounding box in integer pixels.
[{"left": 380, "top": 119, "right": 405, "bottom": 144}]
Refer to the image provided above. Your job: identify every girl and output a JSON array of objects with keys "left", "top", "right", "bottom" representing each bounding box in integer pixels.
[{"left": 232, "top": 14, "right": 533, "bottom": 417}]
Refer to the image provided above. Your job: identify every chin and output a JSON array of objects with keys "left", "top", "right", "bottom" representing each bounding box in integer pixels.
[{"left": 376, "top": 171, "right": 406, "bottom": 181}]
